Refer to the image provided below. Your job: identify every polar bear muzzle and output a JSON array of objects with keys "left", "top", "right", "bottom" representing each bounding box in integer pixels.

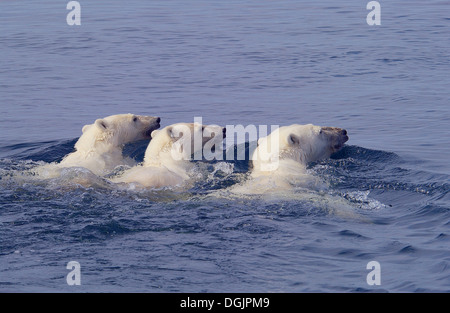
[
  {"left": 321, "top": 127, "right": 349, "bottom": 152},
  {"left": 143, "top": 117, "right": 161, "bottom": 138}
]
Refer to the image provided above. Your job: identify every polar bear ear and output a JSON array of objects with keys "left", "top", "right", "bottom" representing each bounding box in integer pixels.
[
  {"left": 166, "top": 126, "right": 175, "bottom": 138},
  {"left": 287, "top": 134, "right": 300, "bottom": 146},
  {"left": 82, "top": 124, "right": 91, "bottom": 133},
  {"left": 151, "top": 129, "right": 160, "bottom": 138},
  {"left": 257, "top": 137, "right": 266, "bottom": 146},
  {"left": 151, "top": 126, "right": 175, "bottom": 139},
  {"left": 95, "top": 119, "right": 109, "bottom": 131}
]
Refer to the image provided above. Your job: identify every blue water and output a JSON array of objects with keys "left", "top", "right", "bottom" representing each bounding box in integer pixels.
[{"left": 0, "top": 0, "right": 449, "bottom": 292}]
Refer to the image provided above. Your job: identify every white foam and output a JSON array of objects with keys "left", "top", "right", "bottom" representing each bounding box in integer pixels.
[
  {"left": 208, "top": 162, "right": 235, "bottom": 179},
  {"left": 342, "top": 190, "right": 387, "bottom": 210}
]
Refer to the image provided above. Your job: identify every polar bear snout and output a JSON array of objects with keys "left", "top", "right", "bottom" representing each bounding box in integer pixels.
[
  {"left": 342, "top": 130, "right": 349, "bottom": 143},
  {"left": 336, "top": 128, "right": 349, "bottom": 144},
  {"left": 202, "top": 125, "right": 226, "bottom": 140},
  {"left": 321, "top": 127, "right": 346, "bottom": 135},
  {"left": 321, "top": 127, "right": 348, "bottom": 137},
  {"left": 142, "top": 116, "right": 161, "bottom": 138},
  {"left": 322, "top": 127, "right": 349, "bottom": 152}
]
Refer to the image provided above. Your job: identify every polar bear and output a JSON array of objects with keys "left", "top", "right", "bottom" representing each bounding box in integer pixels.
[
  {"left": 112, "top": 122, "right": 226, "bottom": 188},
  {"left": 232, "top": 124, "right": 348, "bottom": 193},
  {"left": 57, "top": 113, "right": 161, "bottom": 175}
]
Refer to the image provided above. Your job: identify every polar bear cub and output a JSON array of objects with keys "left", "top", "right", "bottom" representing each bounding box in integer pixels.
[
  {"left": 58, "top": 113, "right": 161, "bottom": 175},
  {"left": 232, "top": 124, "right": 348, "bottom": 193},
  {"left": 113, "top": 122, "right": 226, "bottom": 188}
]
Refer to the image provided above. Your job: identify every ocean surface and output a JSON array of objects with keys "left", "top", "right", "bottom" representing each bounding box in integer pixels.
[{"left": 0, "top": 0, "right": 449, "bottom": 292}]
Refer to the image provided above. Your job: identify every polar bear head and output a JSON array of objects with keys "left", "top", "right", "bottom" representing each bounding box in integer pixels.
[
  {"left": 75, "top": 114, "right": 161, "bottom": 154},
  {"left": 252, "top": 124, "right": 348, "bottom": 172},
  {"left": 144, "top": 122, "right": 226, "bottom": 166}
]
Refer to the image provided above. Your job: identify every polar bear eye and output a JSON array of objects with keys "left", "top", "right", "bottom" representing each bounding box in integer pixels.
[
  {"left": 133, "top": 117, "right": 138, "bottom": 122},
  {"left": 319, "top": 129, "right": 323, "bottom": 134}
]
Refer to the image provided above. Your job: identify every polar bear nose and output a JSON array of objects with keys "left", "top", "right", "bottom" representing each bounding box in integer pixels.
[
  {"left": 156, "top": 117, "right": 161, "bottom": 124},
  {"left": 340, "top": 129, "right": 349, "bottom": 142}
]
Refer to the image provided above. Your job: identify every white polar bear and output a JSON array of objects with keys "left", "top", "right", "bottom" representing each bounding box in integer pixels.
[
  {"left": 112, "top": 122, "right": 226, "bottom": 189},
  {"left": 57, "top": 113, "right": 161, "bottom": 175},
  {"left": 233, "top": 124, "right": 348, "bottom": 194}
]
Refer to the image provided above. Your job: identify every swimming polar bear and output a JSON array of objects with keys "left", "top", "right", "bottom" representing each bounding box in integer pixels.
[
  {"left": 58, "top": 113, "right": 161, "bottom": 175},
  {"left": 112, "top": 122, "right": 226, "bottom": 189},
  {"left": 201, "top": 123, "right": 360, "bottom": 219},
  {"left": 233, "top": 124, "right": 348, "bottom": 194}
]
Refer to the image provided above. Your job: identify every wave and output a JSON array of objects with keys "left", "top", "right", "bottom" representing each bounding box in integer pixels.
[
  {"left": 0, "top": 139, "right": 77, "bottom": 163},
  {"left": 1, "top": 140, "right": 449, "bottom": 293},
  {"left": 0, "top": 141, "right": 448, "bottom": 214}
]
